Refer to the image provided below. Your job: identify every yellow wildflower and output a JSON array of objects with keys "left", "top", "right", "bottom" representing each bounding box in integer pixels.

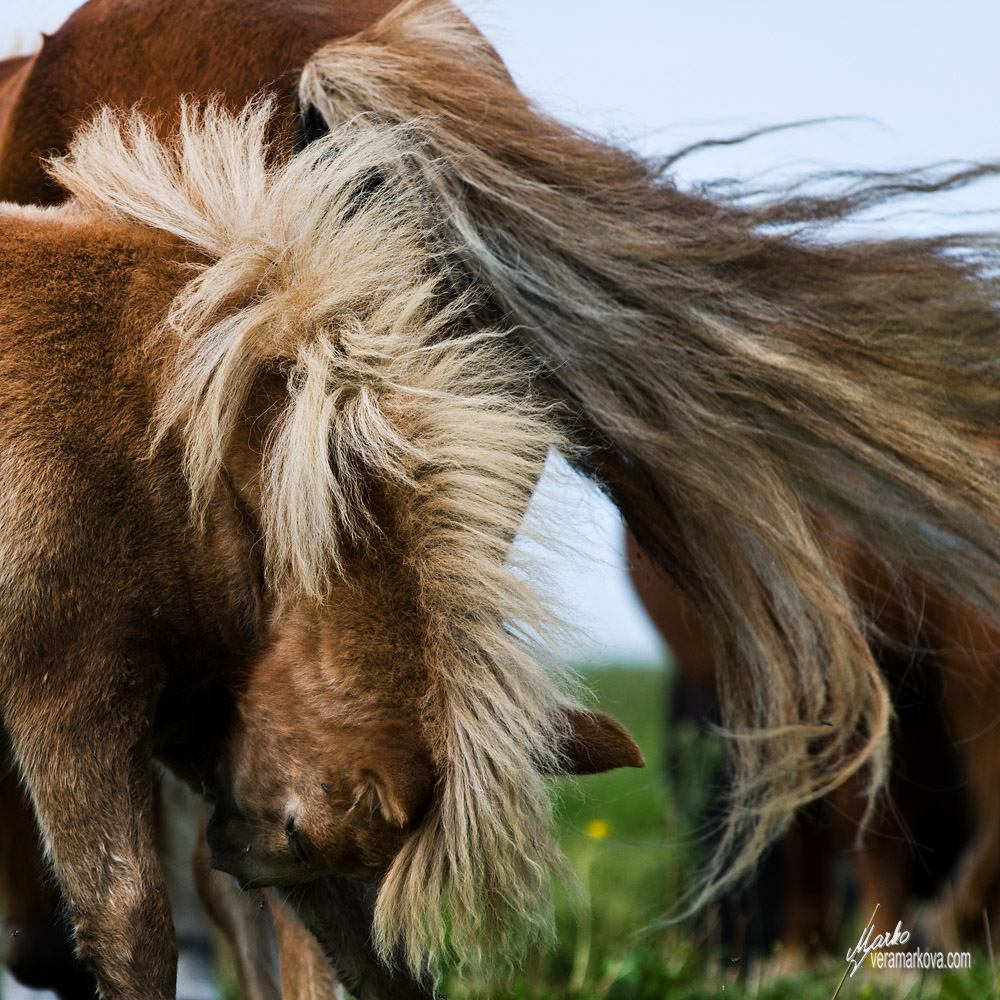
[{"left": 585, "top": 819, "right": 611, "bottom": 840}]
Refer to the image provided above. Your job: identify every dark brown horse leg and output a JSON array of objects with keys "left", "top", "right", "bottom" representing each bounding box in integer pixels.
[
  {"left": 935, "top": 601, "right": 1000, "bottom": 939},
  {"left": 775, "top": 804, "right": 835, "bottom": 966},
  {"left": 0, "top": 759, "right": 98, "bottom": 999},
  {"left": 828, "top": 773, "right": 911, "bottom": 932},
  {"left": 3, "top": 675, "right": 175, "bottom": 999}
]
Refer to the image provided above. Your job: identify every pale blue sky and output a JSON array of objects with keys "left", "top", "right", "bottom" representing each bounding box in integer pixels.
[{"left": 4, "top": 1, "right": 998, "bottom": 663}]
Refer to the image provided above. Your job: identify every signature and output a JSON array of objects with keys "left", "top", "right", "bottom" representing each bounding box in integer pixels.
[{"left": 844, "top": 917, "right": 911, "bottom": 978}]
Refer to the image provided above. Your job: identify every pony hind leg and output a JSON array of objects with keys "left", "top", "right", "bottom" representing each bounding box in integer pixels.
[
  {"left": 267, "top": 892, "right": 343, "bottom": 1000},
  {"left": 277, "top": 879, "right": 437, "bottom": 1000}
]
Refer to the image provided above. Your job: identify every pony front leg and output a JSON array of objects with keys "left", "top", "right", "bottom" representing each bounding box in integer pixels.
[
  {"left": 279, "top": 879, "right": 437, "bottom": 1000},
  {"left": 0, "top": 759, "right": 99, "bottom": 997},
  {"left": 192, "top": 810, "right": 280, "bottom": 1000},
  {"left": 267, "top": 892, "right": 343, "bottom": 1000},
  {"left": 5, "top": 698, "right": 177, "bottom": 999}
]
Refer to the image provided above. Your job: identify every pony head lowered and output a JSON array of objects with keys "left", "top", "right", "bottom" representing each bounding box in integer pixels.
[
  {"left": 207, "top": 600, "right": 640, "bottom": 891},
  {"left": 295, "top": 0, "right": 1000, "bottom": 926},
  {"left": 49, "top": 102, "right": 643, "bottom": 979}
]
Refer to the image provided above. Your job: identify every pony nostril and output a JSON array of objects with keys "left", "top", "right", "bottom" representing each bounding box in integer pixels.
[{"left": 285, "top": 817, "right": 311, "bottom": 867}]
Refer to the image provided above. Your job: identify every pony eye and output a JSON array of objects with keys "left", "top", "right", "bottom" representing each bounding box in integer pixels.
[{"left": 285, "top": 817, "right": 311, "bottom": 867}]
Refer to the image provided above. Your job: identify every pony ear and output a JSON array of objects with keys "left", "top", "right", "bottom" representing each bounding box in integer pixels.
[
  {"left": 550, "top": 709, "right": 645, "bottom": 775},
  {"left": 353, "top": 744, "right": 435, "bottom": 828}
]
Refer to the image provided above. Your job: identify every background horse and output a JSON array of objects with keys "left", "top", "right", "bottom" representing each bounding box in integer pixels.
[
  {"left": 293, "top": 0, "right": 1000, "bottom": 923},
  {"left": 0, "top": 0, "right": 401, "bottom": 205},
  {"left": 627, "top": 528, "right": 987, "bottom": 959}
]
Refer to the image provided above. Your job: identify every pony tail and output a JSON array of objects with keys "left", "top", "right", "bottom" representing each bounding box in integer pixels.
[{"left": 301, "top": 0, "right": 1000, "bottom": 914}]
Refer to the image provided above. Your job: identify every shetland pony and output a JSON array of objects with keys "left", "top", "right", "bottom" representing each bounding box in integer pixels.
[
  {"left": 0, "top": 1, "right": 409, "bottom": 994},
  {"left": 0, "top": 103, "right": 642, "bottom": 999},
  {"left": 6, "top": 0, "right": 1000, "bottom": 989},
  {"left": 0, "top": 1, "right": 455, "bottom": 993}
]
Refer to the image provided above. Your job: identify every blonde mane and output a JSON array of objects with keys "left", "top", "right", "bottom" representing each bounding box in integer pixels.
[
  {"left": 296, "top": 0, "right": 1000, "bottom": 921},
  {"left": 50, "top": 101, "right": 585, "bottom": 979}
]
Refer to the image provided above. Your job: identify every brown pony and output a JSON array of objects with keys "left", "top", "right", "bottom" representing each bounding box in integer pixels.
[
  {"left": 6, "top": 0, "right": 1000, "bottom": 991},
  {"left": 0, "top": 0, "right": 415, "bottom": 995},
  {"left": 0, "top": 2, "right": 439, "bottom": 996},
  {"left": 0, "top": 102, "right": 643, "bottom": 999},
  {"left": 0, "top": 2, "right": 498, "bottom": 995}
]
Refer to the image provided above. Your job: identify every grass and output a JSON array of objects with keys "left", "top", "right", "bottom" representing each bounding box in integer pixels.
[
  {"left": 435, "top": 664, "right": 999, "bottom": 1000},
  {"left": 3, "top": 665, "right": 995, "bottom": 1000}
]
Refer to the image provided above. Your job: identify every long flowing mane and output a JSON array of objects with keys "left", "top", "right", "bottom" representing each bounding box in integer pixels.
[
  {"left": 296, "top": 0, "right": 1000, "bottom": 917},
  {"left": 50, "top": 102, "right": 585, "bottom": 979}
]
